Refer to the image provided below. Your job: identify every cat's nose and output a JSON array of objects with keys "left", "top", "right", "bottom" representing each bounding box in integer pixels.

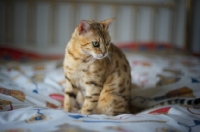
[{"left": 102, "top": 52, "right": 106, "bottom": 56}]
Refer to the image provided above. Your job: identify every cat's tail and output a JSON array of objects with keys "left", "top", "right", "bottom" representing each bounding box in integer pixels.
[{"left": 149, "top": 98, "right": 200, "bottom": 109}]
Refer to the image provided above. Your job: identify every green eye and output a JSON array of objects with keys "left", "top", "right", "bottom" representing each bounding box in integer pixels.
[{"left": 92, "top": 41, "right": 100, "bottom": 47}]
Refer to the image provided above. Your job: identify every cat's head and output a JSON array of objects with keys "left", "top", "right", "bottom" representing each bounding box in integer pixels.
[{"left": 75, "top": 18, "right": 114, "bottom": 59}]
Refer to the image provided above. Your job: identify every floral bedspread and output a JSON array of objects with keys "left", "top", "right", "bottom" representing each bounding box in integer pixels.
[{"left": 0, "top": 45, "right": 200, "bottom": 132}]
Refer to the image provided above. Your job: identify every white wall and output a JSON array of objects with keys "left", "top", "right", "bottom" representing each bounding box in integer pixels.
[{"left": 0, "top": 0, "right": 186, "bottom": 54}]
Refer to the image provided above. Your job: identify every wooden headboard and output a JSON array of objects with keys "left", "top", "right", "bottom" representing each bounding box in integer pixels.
[{"left": 0, "top": 0, "right": 187, "bottom": 54}]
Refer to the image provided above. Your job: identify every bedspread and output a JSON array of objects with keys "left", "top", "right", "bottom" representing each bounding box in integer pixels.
[{"left": 0, "top": 45, "right": 200, "bottom": 132}]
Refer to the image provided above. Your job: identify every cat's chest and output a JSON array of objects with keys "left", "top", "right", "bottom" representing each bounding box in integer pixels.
[
  {"left": 65, "top": 59, "right": 103, "bottom": 87},
  {"left": 66, "top": 62, "right": 87, "bottom": 78}
]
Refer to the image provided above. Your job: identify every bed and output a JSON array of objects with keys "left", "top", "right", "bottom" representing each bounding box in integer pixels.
[{"left": 0, "top": 0, "right": 200, "bottom": 132}]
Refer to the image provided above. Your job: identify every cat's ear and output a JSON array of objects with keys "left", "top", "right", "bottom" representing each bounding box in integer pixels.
[
  {"left": 78, "top": 20, "right": 90, "bottom": 35},
  {"left": 101, "top": 18, "right": 114, "bottom": 30}
]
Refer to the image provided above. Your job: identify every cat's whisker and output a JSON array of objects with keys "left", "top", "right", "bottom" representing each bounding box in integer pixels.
[
  {"left": 86, "top": 56, "right": 93, "bottom": 62},
  {"left": 91, "top": 60, "right": 96, "bottom": 65},
  {"left": 106, "top": 53, "right": 111, "bottom": 62},
  {"left": 88, "top": 57, "right": 96, "bottom": 65}
]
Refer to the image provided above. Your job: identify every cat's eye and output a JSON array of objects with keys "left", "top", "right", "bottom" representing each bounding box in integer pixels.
[
  {"left": 106, "top": 42, "right": 110, "bottom": 46},
  {"left": 92, "top": 41, "right": 100, "bottom": 47}
]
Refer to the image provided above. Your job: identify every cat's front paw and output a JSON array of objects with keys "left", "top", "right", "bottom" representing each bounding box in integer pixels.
[
  {"left": 71, "top": 108, "right": 80, "bottom": 113},
  {"left": 77, "top": 109, "right": 81, "bottom": 114},
  {"left": 64, "top": 104, "right": 72, "bottom": 112},
  {"left": 81, "top": 109, "right": 92, "bottom": 115}
]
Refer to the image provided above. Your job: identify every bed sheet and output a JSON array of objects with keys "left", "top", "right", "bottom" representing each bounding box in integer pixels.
[
  {"left": 124, "top": 50, "right": 200, "bottom": 108},
  {"left": 0, "top": 46, "right": 200, "bottom": 132}
]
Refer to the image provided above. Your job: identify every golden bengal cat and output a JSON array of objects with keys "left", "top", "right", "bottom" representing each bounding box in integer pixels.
[{"left": 63, "top": 18, "right": 131, "bottom": 116}]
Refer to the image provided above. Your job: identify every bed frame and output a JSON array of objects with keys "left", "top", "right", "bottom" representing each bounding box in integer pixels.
[{"left": 0, "top": 0, "right": 188, "bottom": 54}]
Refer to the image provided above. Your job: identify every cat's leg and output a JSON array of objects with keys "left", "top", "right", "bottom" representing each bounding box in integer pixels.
[
  {"left": 81, "top": 80, "right": 103, "bottom": 115},
  {"left": 96, "top": 73, "right": 131, "bottom": 116},
  {"left": 64, "top": 76, "right": 78, "bottom": 112}
]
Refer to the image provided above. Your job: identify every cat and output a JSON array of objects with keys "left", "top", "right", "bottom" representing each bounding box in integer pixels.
[{"left": 63, "top": 18, "right": 131, "bottom": 116}]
